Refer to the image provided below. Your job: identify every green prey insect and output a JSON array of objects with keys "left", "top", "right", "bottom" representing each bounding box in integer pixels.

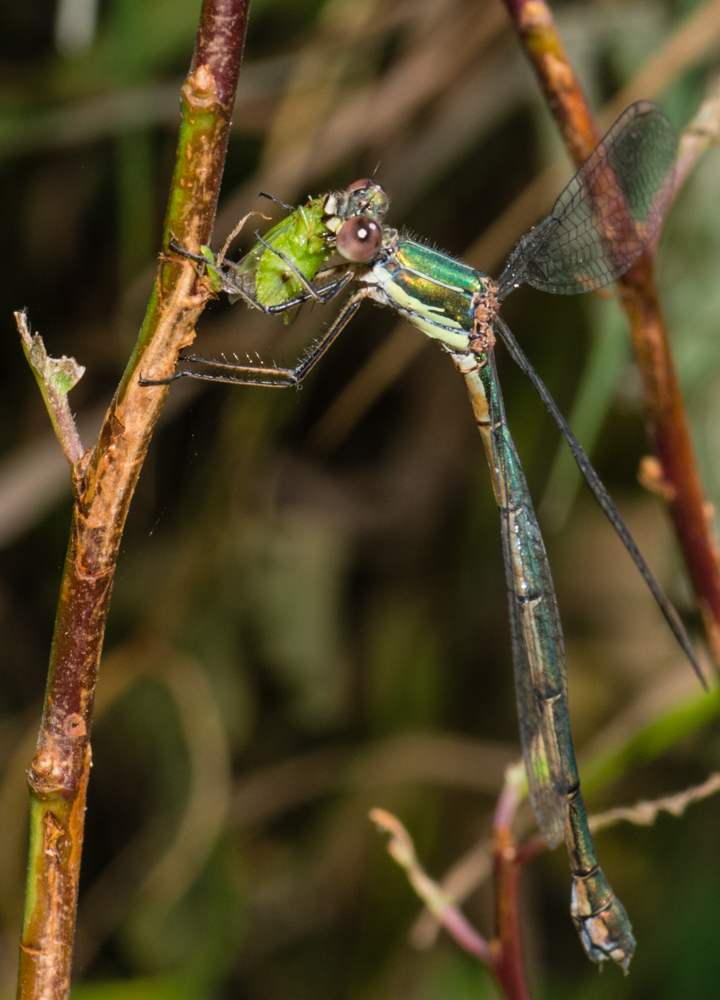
[
  {"left": 145, "top": 102, "right": 702, "bottom": 969},
  {"left": 191, "top": 178, "right": 389, "bottom": 321}
]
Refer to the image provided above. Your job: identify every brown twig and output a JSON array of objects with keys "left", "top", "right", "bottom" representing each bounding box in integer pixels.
[
  {"left": 502, "top": 0, "right": 720, "bottom": 665},
  {"left": 371, "top": 762, "right": 535, "bottom": 1000},
  {"left": 370, "top": 809, "right": 491, "bottom": 963},
  {"left": 589, "top": 771, "right": 720, "bottom": 834},
  {"left": 502, "top": 0, "right": 600, "bottom": 156},
  {"left": 15, "top": 3, "right": 250, "bottom": 998},
  {"left": 373, "top": 762, "right": 720, "bottom": 999},
  {"left": 409, "top": 747, "right": 720, "bottom": 958},
  {"left": 672, "top": 75, "right": 720, "bottom": 204}
]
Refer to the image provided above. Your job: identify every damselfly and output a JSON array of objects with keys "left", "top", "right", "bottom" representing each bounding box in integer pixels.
[{"left": 144, "top": 101, "right": 702, "bottom": 969}]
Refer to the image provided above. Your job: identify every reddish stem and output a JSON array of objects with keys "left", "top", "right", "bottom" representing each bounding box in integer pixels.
[
  {"left": 502, "top": 0, "right": 600, "bottom": 155},
  {"left": 502, "top": 0, "right": 720, "bottom": 664},
  {"left": 488, "top": 780, "right": 532, "bottom": 1000},
  {"left": 619, "top": 257, "right": 720, "bottom": 657}
]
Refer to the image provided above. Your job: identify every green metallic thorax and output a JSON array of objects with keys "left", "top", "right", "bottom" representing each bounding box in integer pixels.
[
  {"left": 365, "top": 233, "right": 490, "bottom": 351},
  {"left": 394, "top": 239, "right": 486, "bottom": 293}
]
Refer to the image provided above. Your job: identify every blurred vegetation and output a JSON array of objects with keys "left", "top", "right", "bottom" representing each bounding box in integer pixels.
[{"left": 1, "top": 0, "right": 720, "bottom": 997}]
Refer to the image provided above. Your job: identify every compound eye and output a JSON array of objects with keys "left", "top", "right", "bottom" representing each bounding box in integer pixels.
[
  {"left": 344, "top": 178, "right": 372, "bottom": 194},
  {"left": 336, "top": 215, "right": 382, "bottom": 261}
]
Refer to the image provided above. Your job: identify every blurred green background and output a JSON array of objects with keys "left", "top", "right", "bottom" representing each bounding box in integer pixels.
[{"left": 1, "top": 0, "right": 720, "bottom": 997}]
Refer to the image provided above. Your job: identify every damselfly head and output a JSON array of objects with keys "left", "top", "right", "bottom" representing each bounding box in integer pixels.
[
  {"left": 345, "top": 179, "right": 389, "bottom": 222},
  {"left": 323, "top": 180, "right": 389, "bottom": 234}
]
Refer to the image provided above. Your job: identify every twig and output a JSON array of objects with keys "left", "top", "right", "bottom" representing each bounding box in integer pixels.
[
  {"left": 589, "top": 772, "right": 720, "bottom": 834},
  {"left": 372, "top": 766, "right": 720, "bottom": 999},
  {"left": 673, "top": 76, "right": 720, "bottom": 200},
  {"left": 414, "top": 658, "right": 720, "bottom": 949},
  {"left": 14, "top": 312, "right": 85, "bottom": 466},
  {"left": 502, "top": 0, "right": 720, "bottom": 666},
  {"left": 370, "top": 808, "right": 491, "bottom": 962},
  {"left": 410, "top": 835, "right": 494, "bottom": 949},
  {"left": 371, "top": 761, "right": 534, "bottom": 1000},
  {"left": 502, "top": 0, "right": 600, "bottom": 158},
  {"left": 15, "top": 3, "right": 250, "bottom": 998}
]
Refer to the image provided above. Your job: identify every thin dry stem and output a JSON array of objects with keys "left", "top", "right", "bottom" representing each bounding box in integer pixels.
[
  {"left": 673, "top": 76, "right": 720, "bottom": 200},
  {"left": 590, "top": 772, "right": 720, "bottom": 834},
  {"left": 371, "top": 762, "right": 533, "bottom": 1000},
  {"left": 370, "top": 808, "right": 490, "bottom": 962}
]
